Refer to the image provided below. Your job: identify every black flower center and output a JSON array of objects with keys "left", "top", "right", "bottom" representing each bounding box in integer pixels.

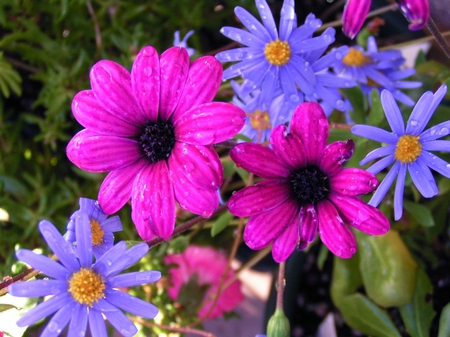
[
  {"left": 291, "top": 166, "right": 330, "bottom": 205},
  {"left": 139, "top": 121, "right": 175, "bottom": 163}
]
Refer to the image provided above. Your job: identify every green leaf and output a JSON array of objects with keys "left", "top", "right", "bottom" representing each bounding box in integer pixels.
[
  {"left": 211, "top": 210, "right": 234, "bottom": 237},
  {"left": 342, "top": 87, "right": 367, "bottom": 124},
  {"left": 367, "top": 89, "right": 385, "bottom": 126},
  {"left": 438, "top": 302, "right": 450, "bottom": 337},
  {"left": 168, "top": 235, "right": 190, "bottom": 254},
  {"left": 399, "top": 269, "right": 435, "bottom": 337},
  {"left": 338, "top": 293, "right": 401, "bottom": 337},
  {"left": 0, "top": 304, "right": 18, "bottom": 312},
  {"left": 177, "top": 273, "right": 210, "bottom": 317},
  {"left": 356, "top": 230, "right": 418, "bottom": 307},
  {"left": 330, "top": 255, "right": 363, "bottom": 305},
  {"left": 403, "top": 200, "right": 435, "bottom": 227}
]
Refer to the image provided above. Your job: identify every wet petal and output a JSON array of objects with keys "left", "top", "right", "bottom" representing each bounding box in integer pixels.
[
  {"left": 172, "top": 178, "right": 219, "bottom": 217},
  {"left": 421, "top": 150, "right": 450, "bottom": 178},
  {"left": 298, "top": 204, "right": 318, "bottom": 250},
  {"left": 352, "top": 125, "right": 398, "bottom": 145},
  {"left": 95, "top": 299, "right": 137, "bottom": 337},
  {"left": 73, "top": 211, "right": 93, "bottom": 268},
  {"left": 104, "top": 289, "right": 159, "bottom": 319},
  {"left": 272, "top": 221, "right": 298, "bottom": 263},
  {"left": 318, "top": 140, "right": 355, "bottom": 176},
  {"left": 67, "top": 130, "right": 142, "bottom": 172},
  {"left": 40, "top": 303, "right": 73, "bottom": 337},
  {"left": 67, "top": 304, "right": 88, "bottom": 337},
  {"left": 107, "top": 271, "right": 161, "bottom": 288},
  {"left": 9, "top": 279, "right": 67, "bottom": 298},
  {"left": 409, "top": 158, "right": 438, "bottom": 198},
  {"left": 270, "top": 125, "right": 307, "bottom": 170},
  {"left": 88, "top": 309, "right": 108, "bottom": 337},
  {"left": 394, "top": 163, "right": 407, "bottom": 220},
  {"left": 256, "top": 0, "right": 278, "bottom": 40},
  {"left": 15, "top": 249, "right": 70, "bottom": 280},
  {"left": 381, "top": 90, "right": 405, "bottom": 136},
  {"left": 397, "top": 0, "right": 430, "bottom": 30},
  {"left": 329, "top": 168, "right": 378, "bottom": 196},
  {"left": 369, "top": 161, "right": 401, "bottom": 207},
  {"left": 360, "top": 145, "right": 396, "bottom": 166},
  {"left": 405, "top": 91, "right": 433, "bottom": 135}
]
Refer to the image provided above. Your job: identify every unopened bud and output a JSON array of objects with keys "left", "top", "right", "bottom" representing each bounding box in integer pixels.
[{"left": 267, "top": 309, "right": 290, "bottom": 337}]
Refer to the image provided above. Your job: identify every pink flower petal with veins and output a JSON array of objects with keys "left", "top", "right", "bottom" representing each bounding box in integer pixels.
[
  {"left": 270, "top": 124, "right": 307, "bottom": 170},
  {"left": 131, "top": 46, "right": 161, "bottom": 122},
  {"left": 329, "top": 168, "right": 378, "bottom": 196},
  {"left": 272, "top": 221, "right": 299, "bottom": 263},
  {"left": 317, "top": 200, "right": 357, "bottom": 258},
  {"left": 290, "top": 102, "right": 329, "bottom": 164},
  {"left": 318, "top": 140, "right": 355, "bottom": 176},
  {"left": 67, "top": 130, "right": 142, "bottom": 172},
  {"left": 131, "top": 161, "right": 176, "bottom": 240},
  {"left": 298, "top": 204, "right": 318, "bottom": 250}
]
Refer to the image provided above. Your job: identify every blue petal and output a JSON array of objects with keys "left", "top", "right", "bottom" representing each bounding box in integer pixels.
[
  {"left": 352, "top": 125, "right": 398, "bottom": 145},
  {"left": 15, "top": 249, "right": 70, "bottom": 280},
  {"left": 360, "top": 145, "right": 396, "bottom": 166},
  {"left": 279, "top": 65, "right": 301, "bottom": 103},
  {"left": 381, "top": 90, "right": 405, "bottom": 135},
  {"left": 216, "top": 47, "right": 260, "bottom": 62},
  {"left": 104, "top": 289, "right": 159, "bottom": 319},
  {"left": 234, "top": 6, "right": 271, "bottom": 42},
  {"left": 79, "top": 198, "right": 108, "bottom": 223},
  {"left": 394, "top": 164, "right": 407, "bottom": 220},
  {"left": 421, "top": 150, "right": 450, "bottom": 178},
  {"left": 366, "top": 155, "right": 396, "bottom": 175},
  {"left": 103, "top": 243, "right": 149, "bottom": 278},
  {"left": 67, "top": 304, "right": 88, "bottom": 337},
  {"left": 39, "top": 220, "right": 80, "bottom": 273},
  {"left": 16, "top": 292, "right": 73, "bottom": 327},
  {"left": 369, "top": 161, "right": 401, "bottom": 207},
  {"left": 312, "top": 46, "right": 348, "bottom": 72},
  {"left": 255, "top": 0, "right": 278, "bottom": 40},
  {"left": 94, "top": 299, "right": 137, "bottom": 337},
  {"left": 279, "top": 0, "right": 296, "bottom": 41},
  {"left": 409, "top": 158, "right": 438, "bottom": 198},
  {"left": 220, "top": 26, "right": 265, "bottom": 48},
  {"left": 405, "top": 91, "right": 433, "bottom": 135},
  {"left": 107, "top": 271, "right": 161, "bottom": 288},
  {"left": 421, "top": 120, "right": 450, "bottom": 142},
  {"left": 74, "top": 212, "right": 93, "bottom": 268},
  {"left": 40, "top": 303, "right": 73, "bottom": 337},
  {"left": 9, "top": 279, "right": 67, "bottom": 298},
  {"left": 101, "top": 216, "right": 123, "bottom": 233},
  {"left": 422, "top": 140, "right": 450, "bottom": 152},
  {"left": 88, "top": 309, "right": 108, "bottom": 337},
  {"left": 93, "top": 241, "right": 128, "bottom": 277}
]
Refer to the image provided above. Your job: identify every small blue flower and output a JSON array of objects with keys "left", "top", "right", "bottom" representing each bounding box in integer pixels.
[
  {"left": 333, "top": 36, "right": 421, "bottom": 106},
  {"left": 216, "top": 0, "right": 353, "bottom": 110},
  {"left": 9, "top": 213, "right": 160, "bottom": 337},
  {"left": 173, "top": 30, "right": 195, "bottom": 56},
  {"left": 352, "top": 84, "right": 449, "bottom": 220},
  {"left": 66, "top": 198, "right": 123, "bottom": 259}
]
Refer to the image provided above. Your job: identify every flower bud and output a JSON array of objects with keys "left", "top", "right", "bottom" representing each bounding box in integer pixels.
[
  {"left": 267, "top": 309, "right": 290, "bottom": 337},
  {"left": 342, "top": 0, "right": 371, "bottom": 39},
  {"left": 396, "top": 0, "right": 429, "bottom": 30}
]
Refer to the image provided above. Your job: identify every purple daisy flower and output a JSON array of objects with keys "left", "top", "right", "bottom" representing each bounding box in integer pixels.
[
  {"left": 228, "top": 102, "right": 390, "bottom": 261},
  {"left": 65, "top": 198, "right": 123, "bottom": 259},
  {"left": 215, "top": 0, "right": 350, "bottom": 108},
  {"left": 333, "top": 36, "right": 421, "bottom": 106},
  {"left": 67, "top": 46, "right": 245, "bottom": 241},
  {"left": 8, "top": 213, "right": 160, "bottom": 337},
  {"left": 352, "top": 84, "right": 449, "bottom": 220},
  {"left": 173, "top": 30, "right": 195, "bottom": 56}
]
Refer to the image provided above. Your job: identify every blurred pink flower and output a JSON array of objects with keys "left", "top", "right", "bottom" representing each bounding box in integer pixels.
[
  {"left": 228, "top": 102, "right": 390, "bottom": 261},
  {"left": 67, "top": 46, "right": 245, "bottom": 241},
  {"left": 165, "top": 245, "right": 244, "bottom": 320}
]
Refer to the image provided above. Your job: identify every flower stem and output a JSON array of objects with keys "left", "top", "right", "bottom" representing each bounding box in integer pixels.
[
  {"left": 426, "top": 16, "right": 450, "bottom": 59},
  {"left": 276, "top": 261, "right": 286, "bottom": 310},
  {"left": 131, "top": 317, "right": 217, "bottom": 337}
]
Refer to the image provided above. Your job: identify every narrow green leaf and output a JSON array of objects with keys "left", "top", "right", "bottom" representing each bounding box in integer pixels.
[
  {"left": 367, "top": 89, "right": 385, "bottom": 126},
  {"left": 211, "top": 210, "right": 234, "bottom": 237},
  {"left": 399, "top": 269, "right": 435, "bottom": 337},
  {"left": 168, "top": 236, "right": 190, "bottom": 254},
  {"left": 403, "top": 200, "right": 435, "bottom": 227},
  {"left": 438, "top": 302, "right": 450, "bottom": 337},
  {"left": 0, "top": 303, "right": 18, "bottom": 312},
  {"left": 342, "top": 87, "right": 367, "bottom": 124}
]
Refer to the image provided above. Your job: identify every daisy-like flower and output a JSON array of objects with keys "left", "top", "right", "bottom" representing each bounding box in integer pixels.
[
  {"left": 173, "top": 30, "right": 195, "bottom": 56},
  {"left": 67, "top": 46, "right": 245, "bottom": 241},
  {"left": 165, "top": 245, "right": 244, "bottom": 319},
  {"left": 228, "top": 102, "right": 390, "bottom": 261},
  {"left": 342, "top": 0, "right": 430, "bottom": 39},
  {"left": 352, "top": 84, "right": 450, "bottom": 220},
  {"left": 8, "top": 213, "right": 161, "bottom": 337},
  {"left": 333, "top": 36, "right": 421, "bottom": 106},
  {"left": 66, "top": 198, "right": 123, "bottom": 258},
  {"left": 216, "top": 0, "right": 351, "bottom": 108}
]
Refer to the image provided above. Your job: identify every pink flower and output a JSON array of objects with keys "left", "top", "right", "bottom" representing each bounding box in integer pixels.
[
  {"left": 342, "top": 0, "right": 429, "bottom": 39},
  {"left": 164, "top": 245, "right": 244, "bottom": 320},
  {"left": 67, "top": 46, "right": 245, "bottom": 240},
  {"left": 228, "top": 102, "right": 390, "bottom": 261}
]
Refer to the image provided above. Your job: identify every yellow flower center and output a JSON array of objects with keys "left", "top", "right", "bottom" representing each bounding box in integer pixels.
[
  {"left": 367, "top": 77, "right": 380, "bottom": 87},
  {"left": 90, "top": 219, "right": 104, "bottom": 246},
  {"left": 342, "top": 48, "right": 371, "bottom": 67},
  {"left": 247, "top": 110, "right": 271, "bottom": 131},
  {"left": 68, "top": 268, "right": 105, "bottom": 307},
  {"left": 395, "top": 135, "right": 422, "bottom": 163},
  {"left": 264, "top": 39, "right": 291, "bottom": 66}
]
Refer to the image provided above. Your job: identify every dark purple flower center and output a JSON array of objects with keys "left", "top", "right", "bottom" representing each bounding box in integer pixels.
[
  {"left": 139, "top": 121, "right": 175, "bottom": 163},
  {"left": 290, "top": 166, "right": 330, "bottom": 205}
]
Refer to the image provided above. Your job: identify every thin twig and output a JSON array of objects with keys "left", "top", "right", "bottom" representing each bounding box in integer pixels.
[
  {"left": 426, "top": 16, "right": 450, "bottom": 59},
  {"left": 130, "top": 317, "right": 217, "bottom": 337},
  {"left": 330, "top": 123, "right": 353, "bottom": 131},
  {"left": 86, "top": 0, "right": 102, "bottom": 59}
]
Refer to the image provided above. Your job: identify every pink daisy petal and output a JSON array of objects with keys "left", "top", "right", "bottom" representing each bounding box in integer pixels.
[
  {"left": 98, "top": 159, "right": 148, "bottom": 214},
  {"left": 230, "top": 143, "right": 290, "bottom": 179},
  {"left": 318, "top": 139, "right": 355, "bottom": 176},
  {"left": 67, "top": 130, "right": 142, "bottom": 172},
  {"left": 228, "top": 180, "right": 291, "bottom": 217},
  {"left": 174, "top": 102, "right": 245, "bottom": 145},
  {"left": 329, "top": 168, "right": 378, "bottom": 196},
  {"left": 90, "top": 60, "right": 146, "bottom": 126},
  {"left": 243, "top": 199, "right": 299, "bottom": 250},
  {"left": 272, "top": 221, "right": 299, "bottom": 263},
  {"left": 290, "top": 102, "right": 329, "bottom": 165},
  {"left": 72, "top": 90, "right": 140, "bottom": 137},
  {"left": 132, "top": 161, "right": 176, "bottom": 239},
  {"left": 298, "top": 204, "right": 318, "bottom": 250},
  {"left": 168, "top": 142, "right": 223, "bottom": 191},
  {"left": 131, "top": 46, "right": 161, "bottom": 122},
  {"left": 270, "top": 124, "right": 307, "bottom": 170},
  {"left": 328, "top": 193, "right": 390, "bottom": 235},
  {"left": 172, "top": 56, "right": 223, "bottom": 122},
  {"left": 159, "top": 47, "right": 190, "bottom": 122},
  {"left": 131, "top": 205, "right": 156, "bottom": 242},
  {"left": 317, "top": 200, "right": 357, "bottom": 259}
]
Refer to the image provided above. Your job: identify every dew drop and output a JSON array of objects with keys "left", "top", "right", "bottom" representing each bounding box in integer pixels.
[
  {"left": 143, "top": 66, "right": 153, "bottom": 77},
  {"left": 409, "top": 119, "right": 418, "bottom": 127}
]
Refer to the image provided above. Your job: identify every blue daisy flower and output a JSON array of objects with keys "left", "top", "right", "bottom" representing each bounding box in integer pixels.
[
  {"left": 173, "top": 30, "right": 195, "bottom": 57},
  {"left": 9, "top": 213, "right": 160, "bottom": 337},
  {"left": 333, "top": 36, "right": 421, "bottom": 106},
  {"left": 216, "top": 0, "right": 350, "bottom": 108},
  {"left": 352, "top": 84, "right": 449, "bottom": 220},
  {"left": 66, "top": 198, "right": 123, "bottom": 259}
]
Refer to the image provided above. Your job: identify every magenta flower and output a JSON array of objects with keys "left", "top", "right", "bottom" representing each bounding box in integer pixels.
[
  {"left": 164, "top": 245, "right": 244, "bottom": 320},
  {"left": 342, "top": 0, "right": 429, "bottom": 39},
  {"left": 67, "top": 46, "right": 245, "bottom": 241},
  {"left": 228, "top": 102, "right": 390, "bottom": 261}
]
